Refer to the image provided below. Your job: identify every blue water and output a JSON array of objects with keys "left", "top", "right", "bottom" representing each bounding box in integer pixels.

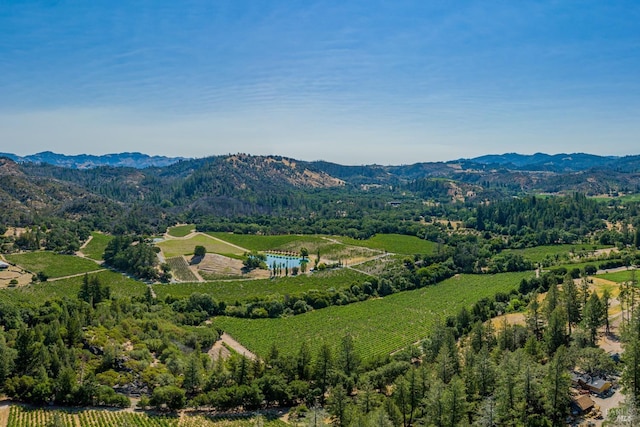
[{"left": 265, "top": 254, "right": 307, "bottom": 270}]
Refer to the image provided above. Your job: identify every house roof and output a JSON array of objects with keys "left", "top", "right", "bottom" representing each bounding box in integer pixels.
[
  {"left": 586, "top": 378, "right": 611, "bottom": 392},
  {"left": 573, "top": 395, "right": 595, "bottom": 412}
]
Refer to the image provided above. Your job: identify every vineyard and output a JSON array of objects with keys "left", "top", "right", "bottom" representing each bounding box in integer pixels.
[
  {"left": 335, "top": 233, "right": 437, "bottom": 255},
  {"left": 6, "top": 406, "right": 288, "bottom": 427},
  {"left": 0, "top": 270, "right": 147, "bottom": 305},
  {"left": 213, "top": 271, "right": 533, "bottom": 360},
  {"left": 167, "top": 224, "right": 195, "bottom": 238},
  {"left": 166, "top": 256, "right": 199, "bottom": 282},
  {"left": 81, "top": 232, "right": 114, "bottom": 261},
  {"left": 153, "top": 268, "right": 370, "bottom": 302},
  {"left": 205, "top": 233, "right": 327, "bottom": 252},
  {"left": 157, "top": 234, "right": 245, "bottom": 258},
  {"left": 5, "top": 251, "right": 102, "bottom": 279}
]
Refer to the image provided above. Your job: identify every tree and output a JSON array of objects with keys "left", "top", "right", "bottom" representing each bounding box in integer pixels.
[
  {"left": 443, "top": 376, "right": 467, "bottom": 427},
  {"left": 297, "top": 341, "right": 312, "bottom": 381},
  {"left": 183, "top": 352, "right": 204, "bottom": 396},
  {"left": 543, "top": 346, "right": 571, "bottom": 426},
  {"left": 150, "top": 385, "right": 186, "bottom": 411},
  {"left": 300, "top": 247, "right": 309, "bottom": 258},
  {"left": 243, "top": 251, "right": 267, "bottom": 270},
  {"left": 314, "top": 343, "right": 334, "bottom": 404},
  {"left": 337, "top": 334, "right": 360, "bottom": 381},
  {"left": 602, "top": 288, "right": 611, "bottom": 334},
  {"left": 425, "top": 378, "right": 446, "bottom": 427},
  {"left": 544, "top": 307, "right": 566, "bottom": 356},
  {"left": 582, "top": 292, "right": 605, "bottom": 346},
  {"left": 562, "top": 275, "right": 581, "bottom": 336},
  {"left": 194, "top": 245, "right": 206, "bottom": 257},
  {"left": 328, "top": 384, "right": 351, "bottom": 427}
]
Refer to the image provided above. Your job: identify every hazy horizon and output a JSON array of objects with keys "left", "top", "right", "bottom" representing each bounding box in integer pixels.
[{"left": 2, "top": 1, "right": 639, "bottom": 164}]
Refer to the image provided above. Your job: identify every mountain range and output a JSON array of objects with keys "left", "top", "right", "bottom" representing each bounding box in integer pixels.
[
  {"left": 2, "top": 150, "right": 639, "bottom": 173},
  {"left": 2, "top": 151, "right": 640, "bottom": 230}
]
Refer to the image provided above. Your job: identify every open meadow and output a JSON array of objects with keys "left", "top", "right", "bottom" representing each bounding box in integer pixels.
[
  {"left": 5, "top": 251, "right": 102, "bottom": 278},
  {"left": 157, "top": 234, "right": 245, "bottom": 258},
  {"left": 212, "top": 271, "right": 533, "bottom": 360}
]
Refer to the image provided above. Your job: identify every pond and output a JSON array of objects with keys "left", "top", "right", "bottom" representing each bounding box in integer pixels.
[{"left": 265, "top": 254, "right": 308, "bottom": 270}]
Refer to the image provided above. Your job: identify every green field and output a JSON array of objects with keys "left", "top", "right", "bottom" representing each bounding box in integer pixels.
[
  {"left": 503, "top": 244, "right": 611, "bottom": 264},
  {"left": 81, "top": 232, "right": 113, "bottom": 260},
  {"left": 157, "top": 234, "right": 245, "bottom": 258},
  {"left": 213, "top": 271, "right": 533, "bottom": 360},
  {"left": 335, "top": 234, "right": 437, "bottom": 255},
  {"left": 596, "top": 269, "right": 637, "bottom": 283},
  {"left": 0, "top": 270, "right": 147, "bottom": 304},
  {"left": 206, "top": 233, "right": 328, "bottom": 252},
  {"left": 167, "top": 224, "right": 195, "bottom": 237},
  {"left": 153, "top": 268, "right": 369, "bottom": 302},
  {"left": 5, "top": 251, "right": 102, "bottom": 278}
]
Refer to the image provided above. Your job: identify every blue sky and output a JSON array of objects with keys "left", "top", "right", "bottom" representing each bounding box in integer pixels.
[{"left": 1, "top": 1, "right": 639, "bottom": 164}]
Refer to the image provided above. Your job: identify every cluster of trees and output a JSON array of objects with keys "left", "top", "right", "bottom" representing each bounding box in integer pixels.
[{"left": 103, "top": 235, "right": 171, "bottom": 282}]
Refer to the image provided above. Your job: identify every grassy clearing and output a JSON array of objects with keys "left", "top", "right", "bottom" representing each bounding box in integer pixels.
[
  {"left": 157, "top": 234, "right": 245, "bottom": 258},
  {"left": 335, "top": 234, "right": 438, "bottom": 255},
  {"left": 595, "top": 269, "right": 637, "bottom": 283},
  {"left": 206, "top": 233, "right": 327, "bottom": 252},
  {"left": 0, "top": 270, "right": 147, "bottom": 304},
  {"left": 5, "top": 251, "right": 102, "bottom": 278},
  {"left": 167, "top": 224, "right": 195, "bottom": 237},
  {"left": 153, "top": 268, "right": 369, "bottom": 302},
  {"left": 81, "top": 232, "right": 113, "bottom": 260},
  {"left": 213, "top": 271, "right": 533, "bottom": 360}
]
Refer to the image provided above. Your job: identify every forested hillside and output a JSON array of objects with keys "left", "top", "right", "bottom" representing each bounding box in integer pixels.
[{"left": 2, "top": 152, "right": 640, "bottom": 426}]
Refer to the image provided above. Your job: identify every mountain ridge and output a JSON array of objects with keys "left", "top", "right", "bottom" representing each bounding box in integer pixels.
[{"left": 3, "top": 150, "right": 638, "bottom": 173}]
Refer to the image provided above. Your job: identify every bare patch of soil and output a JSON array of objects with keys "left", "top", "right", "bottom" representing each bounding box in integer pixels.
[
  {"left": 208, "top": 333, "right": 257, "bottom": 361},
  {"left": 0, "top": 401, "right": 9, "bottom": 427},
  {"left": 195, "top": 253, "right": 270, "bottom": 279},
  {"left": 0, "top": 261, "right": 32, "bottom": 288},
  {"left": 2, "top": 227, "right": 26, "bottom": 238}
]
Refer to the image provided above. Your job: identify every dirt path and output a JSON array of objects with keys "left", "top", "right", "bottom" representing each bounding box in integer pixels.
[
  {"left": 0, "top": 401, "right": 9, "bottom": 427},
  {"left": 48, "top": 269, "right": 107, "bottom": 282},
  {"left": 208, "top": 332, "right": 257, "bottom": 361}
]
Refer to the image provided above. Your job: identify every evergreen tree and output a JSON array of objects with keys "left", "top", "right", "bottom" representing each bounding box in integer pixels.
[{"left": 543, "top": 346, "right": 571, "bottom": 427}]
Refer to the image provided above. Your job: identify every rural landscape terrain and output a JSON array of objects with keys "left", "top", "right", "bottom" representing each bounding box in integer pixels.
[{"left": 1, "top": 151, "right": 640, "bottom": 426}]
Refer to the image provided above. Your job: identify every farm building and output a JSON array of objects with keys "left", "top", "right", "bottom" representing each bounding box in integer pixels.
[
  {"left": 583, "top": 377, "right": 612, "bottom": 395},
  {"left": 571, "top": 394, "right": 595, "bottom": 415},
  {"left": 0, "top": 261, "right": 9, "bottom": 269},
  {"left": 571, "top": 373, "right": 612, "bottom": 396}
]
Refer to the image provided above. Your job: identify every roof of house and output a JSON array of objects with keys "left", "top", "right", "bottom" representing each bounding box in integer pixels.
[
  {"left": 573, "top": 394, "right": 595, "bottom": 412},
  {"left": 587, "top": 378, "right": 611, "bottom": 392}
]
